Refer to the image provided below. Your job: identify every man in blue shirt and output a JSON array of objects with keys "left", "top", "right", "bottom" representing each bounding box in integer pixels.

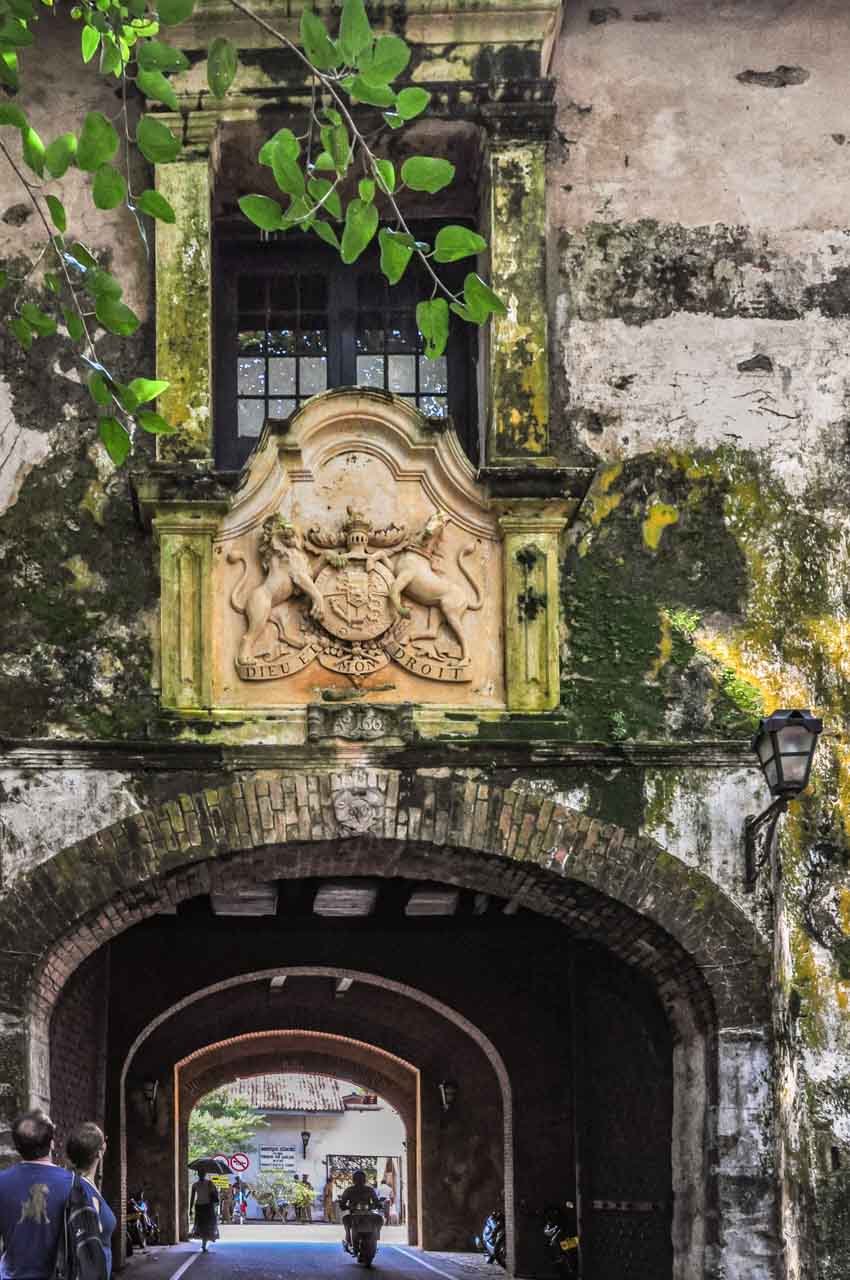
[{"left": 0, "top": 1110, "right": 72, "bottom": 1280}]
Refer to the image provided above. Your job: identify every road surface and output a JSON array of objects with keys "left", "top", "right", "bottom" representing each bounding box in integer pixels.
[{"left": 126, "top": 1230, "right": 493, "bottom": 1280}]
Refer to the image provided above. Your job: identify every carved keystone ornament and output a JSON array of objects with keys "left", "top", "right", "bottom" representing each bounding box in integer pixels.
[{"left": 211, "top": 392, "right": 505, "bottom": 708}]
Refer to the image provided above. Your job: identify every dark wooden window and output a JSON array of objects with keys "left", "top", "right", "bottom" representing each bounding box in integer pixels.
[{"left": 214, "top": 230, "right": 477, "bottom": 470}]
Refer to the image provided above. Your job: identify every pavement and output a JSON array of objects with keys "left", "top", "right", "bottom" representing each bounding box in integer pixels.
[{"left": 123, "top": 1227, "right": 495, "bottom": 1280}]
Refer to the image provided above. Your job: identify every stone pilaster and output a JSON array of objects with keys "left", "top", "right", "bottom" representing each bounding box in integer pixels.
[
  {"left": 483, "top": 137, "right": 552, "bottom": 466},
  {"left": 154, "top": 504, "right": 225, "bottom": 712},
  {"left": 154, "top": 155, "right": 213, "bottom": 462},
  {"left": 497, "top": 502, "right": 568, "bottom": 712}
]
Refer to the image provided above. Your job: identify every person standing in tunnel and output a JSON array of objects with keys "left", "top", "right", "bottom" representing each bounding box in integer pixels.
[
  {"left": 189, "top": 1171, "right": 219, "bottom": 1252},
  {"left": 0, "top": 1110, "right": 72, "bottom": 1280}
]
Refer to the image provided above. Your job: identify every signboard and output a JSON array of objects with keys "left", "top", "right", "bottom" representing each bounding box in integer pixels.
[
  {"left": 211, "top": 1175, "right": 230, "bottom": 1191},
  {"left": 229, "top": 1152, "right": 250, "bottom": 1173},
  {"left": 259, "top": 1145, "right": 296, "bottom": 1172}
]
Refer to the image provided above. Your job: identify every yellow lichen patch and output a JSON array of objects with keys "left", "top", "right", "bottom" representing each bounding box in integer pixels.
[
  {"left": 647, "top": 610, "right": 673, "bottom": 682},
  {"left": 62, "top": 555, "right": 105, "bottom": 593},
  {"left": 839, "top": 888, "right": 850, "bottom": 936},
  {"left": 588, "top": 462, "right": 624, "bottom": 528},
  {"left": 807, "top": 618, "right": 850, "bottom": 685},
  {"left": 836, "top": 982, "right": 849, "bottom": 1012},
  {"left": 694, "top": 625, "right": 811, "bottom": 711},
  {"left": 642, "top": 501, "right": 679, "bottom": 550}
]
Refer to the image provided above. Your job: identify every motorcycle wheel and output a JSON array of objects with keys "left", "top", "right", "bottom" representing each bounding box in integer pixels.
[{"left": 355, "top": 1235, "right": 377, "bottom": 1267}]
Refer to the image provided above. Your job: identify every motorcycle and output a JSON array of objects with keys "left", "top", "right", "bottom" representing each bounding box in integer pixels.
[
  {"left": 541, "top": 1203, "right": 579, "bottom": 1275},
  {"left": 126, "top": 1197, "right": 147, "bottom": 1255},
  {"left": 477, "top": 1208, "right": 506, "bottom": 1268},
  {"left": 346, "top": 1206, "right": 383, "bottom": 1267}
]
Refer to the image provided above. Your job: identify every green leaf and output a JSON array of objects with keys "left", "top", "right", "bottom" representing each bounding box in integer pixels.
[
  {"left": 137, "top": 408, "right": 176, "bottom": 433},
  {"left": 313, "top": 150, "right": 335, "bottom": 171},
  {"left": 157, "top": 0, "right": 193, "bottom": 26},
  {"left": 270, "top": 143, "right": 305, "bottom": 198},
  {"left": 312, "top": 220, "right": 339, "bottom": 249},
  {"left": 99, "top": 415, "right": 131, "bottom": 465},
  {"left": 44, "top": 133, "right": 77, "bottom": 179},
  {"left": 137, "top": 39, "right": 188, "bottom": 71},
  {"left": 136, "top": 115, "right": 180, "bottom": 163},
  {"left": 21, "top": 302, "right": 56, "bottom": 336},
  {"left": 88, "top": 370, "right": 113, "bottom": 406},
  {"left": 238, "top": 194, "right": 284, "bottom": 232},
  {"left": 378, "top": 227, "right": 414, "bottom": 286},
  {"left": 338, "top": 0, "right": 371, "bottom": 64},
  {"left": 136, "top": 188, "right": 175, "bottom": 222},
  {"left": 20, "top": 126, "right": 44, "bottom": 176},
  {"left": 330, "top": 123, "right": 349, "bottom": 173},
  {"left": 76, "top": 111, "right": 118, "bottom": 171},
  {"left": 86, "top": 268, "right": 123, "bottom": 299},
  {"left": 44, "top": 194, "right": 66, "bottom": 232},
  {"left": 0, "top": 51, "right": 20, "bottom": 92},
  {"left": 9, "top": 316, "right": 32, "bottom": 349},
  {"left": 395, "top": 87, "right": 430, "bottom": 121},
  {"left": 81, "top": 24, "right": 100, "bottom": 61},
  {"left": 95, "top": 296, "right": 140, "bottom": 336},
  {"left": 0, "top": 18, "right": 33, "bottom": 45},
  {"left": 400, "top": 155, "right": 455, "bottom": 194},
  {"left": 416, "top": 297, "right": 449, "bottom": 359},
  {"left": 67, "top": 242, "right": 98, "bottom": 272},
  {"left": 259, "top": 128, "right": 299, "bottom": 167},
  {"left": 0, "top": 102, "right": 26, "bottom": 127},
  {"left": 100, "top": 33, "right": 122, "bottom": 77},
  {"left": 7, "top": 0, "right": 34, "bottom": 19},
  {"left": 280, "top": 194, "right": 314, "bottom": 230},
  {"left": 92, "top": 163, "right": 127, "bottom": 210},
  {"left": 44, "top": 271, "right": 59, "bottom": 294},
  {"left": 63, "top": 307, "right": 85, "bottom": 341},
  {"left": 463, "top": 272, "right": 507, "bottom": 323},
  {"left": 358, "top": 178, "right": 375, "bottom": 203},
  {"left": 137, "top": 67, "right": 178, "bottom": 110},
  {"left": 382, "top": 110, "right": 404, "bottom": 130},
  {"left": 433, "top": 225, "right": 487, "bottom": 263},
  {"left": 307, "top": 178, "right": 341, "bottom": 220},
  {"left": 0, "top": 270, "right": 8, "bottom": 289},
  {"left": 348, "top": 76, "right": 394, "bottom": 108},
  {"left": 374, "top": 159, "right": 395, "bottom": 194},
  {"left": 299, "top": 8, "right": 339, "bottom": 72},
  {"left": 127, "top": 376, "right": 169, "bottom": 404},
  {"left": 207, "top": 35, "right": 237, "bottom": 97},
  {"left": 340, "top": 198, "right": 378, "bottom": 264},
  {"left": 359, "top": 33, "right": 409, "bottom": 84}
]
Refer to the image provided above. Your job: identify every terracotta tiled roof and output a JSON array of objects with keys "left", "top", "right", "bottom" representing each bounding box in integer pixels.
[{"left": 222, "top": 1073, "right": 346, "bottom": 1113}]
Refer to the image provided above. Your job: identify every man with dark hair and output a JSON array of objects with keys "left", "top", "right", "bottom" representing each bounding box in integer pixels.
[{"left": 0, "top": 1109, "right": 72, "bottom": 1279}]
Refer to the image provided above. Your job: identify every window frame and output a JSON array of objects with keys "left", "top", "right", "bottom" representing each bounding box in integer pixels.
[{"left": 214, "top": 228, "right": 477, "bottom": 471}]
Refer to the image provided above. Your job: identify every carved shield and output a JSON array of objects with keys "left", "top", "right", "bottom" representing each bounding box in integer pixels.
[{"left": 315, "top": 561, "right": 395, "bottom": 641}]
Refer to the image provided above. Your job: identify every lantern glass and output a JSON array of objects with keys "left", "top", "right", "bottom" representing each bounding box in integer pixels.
[{"left": 753, "top": 710, "right": 822, "bottom": 798}]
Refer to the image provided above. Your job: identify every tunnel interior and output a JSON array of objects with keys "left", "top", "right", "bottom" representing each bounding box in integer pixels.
[{"left": 49, "top": 865, "right": 682, "bottom": 1276}]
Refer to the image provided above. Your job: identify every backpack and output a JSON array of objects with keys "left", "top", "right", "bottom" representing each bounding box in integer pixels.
[{"left": 55, "top": 1175, "right": 108, "bottom": 1280}]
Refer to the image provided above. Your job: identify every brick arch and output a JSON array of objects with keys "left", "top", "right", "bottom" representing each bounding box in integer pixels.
[
  {"left": 175, "top": 1032, "right": 419, "bottom": 1245},
  {"left": 3, "top": 769, "right": 769, "bottom": 1041}
]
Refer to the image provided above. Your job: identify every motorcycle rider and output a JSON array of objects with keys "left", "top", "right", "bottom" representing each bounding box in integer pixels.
[{"left": 338, "top": 1169, "right": 382, "bottom": 1253}]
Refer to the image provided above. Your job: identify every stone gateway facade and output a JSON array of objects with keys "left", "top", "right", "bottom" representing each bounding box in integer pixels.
[{"left": 1, "top": 2, "right": 850, "bottom": 1279}]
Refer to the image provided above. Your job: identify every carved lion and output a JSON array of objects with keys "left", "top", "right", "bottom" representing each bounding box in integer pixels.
[
  {"left": 228, "top": 514, "right": 324, "bottom": 664},
  {"left": 388, "top": 513, "right": 483, "bottom": 663}
]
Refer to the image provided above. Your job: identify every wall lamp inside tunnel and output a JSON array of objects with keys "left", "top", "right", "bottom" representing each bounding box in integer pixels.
[
  {"left": 141, "top": 1079, "right": 158, "bottom": 1125},
  {"left": 745, "top": 708, "right": 822, "bottom": 891},
  {"left": 438, "top": 1080, "right": 457, "bottom": 1113}
]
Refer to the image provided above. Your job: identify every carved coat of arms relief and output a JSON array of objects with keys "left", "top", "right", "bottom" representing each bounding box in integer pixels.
[{"left": 227, "top": 504, "right": 483, "bottom": 685}]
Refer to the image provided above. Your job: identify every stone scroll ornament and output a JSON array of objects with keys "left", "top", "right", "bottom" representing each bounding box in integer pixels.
[{"left": 227, "top": 505, "right": 483, "bottom": 685}]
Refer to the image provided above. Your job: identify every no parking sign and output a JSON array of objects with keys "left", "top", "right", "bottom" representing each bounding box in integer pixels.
[{"left": 229, "top": 1152, "right": 250, "bottom": 1173}]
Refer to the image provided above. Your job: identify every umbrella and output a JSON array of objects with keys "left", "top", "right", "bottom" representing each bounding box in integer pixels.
[{"left": 189, "top": 1157, "right": 231, "bottom": 1176}]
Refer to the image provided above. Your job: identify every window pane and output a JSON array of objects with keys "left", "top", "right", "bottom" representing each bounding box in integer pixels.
[
  {"left": 269, "top": 398, "right": 296, "bottom": 419},
  {"left": 238, "top": 399, "right": 265, "bottom": 437},
  {"left": 388, "top": 354, "right": 416, "bottom": 393},
  {"left": 299, "top": 316, "right": 327, "bottom": 354},
  {"left": 300, "top": 357, "right": 327, "bottom": 395},
  {"left": 237, "top": 358, "right": 266, "bottom": 395},
  {"left": 356, "top": 355, "right": 385, "bottom": 389},
  {"left": 420, "top": 394, "right": 448, "bottom": 418},
  {"left": 239, "top": 330, "right": 265, "bottom": 355},
  {"left": 269, "top": 357, "right": 296, "bottom": 396},
  {"left": 301, "top": 274, "right": 328, "bottom": 310},
  {"left": 419, "top": 356, "right": 448, "bottom": 393},
  {"left": 385, "top": 313, "right": 417, "bottom": 353},
  {"left": 238, "top": 276, "right": 265, "bottom": 310},
  {"left": 357, "top": 311, "right": 384, "bottom": 353},
  {"left": 267, "top": 326, "right": 296, "bottom": 355}
]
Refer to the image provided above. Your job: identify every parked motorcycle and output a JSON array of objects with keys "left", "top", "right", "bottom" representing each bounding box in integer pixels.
[
  {"left": 541, "top": 1203, "right": 579, "bottom": 1275},
  {"left": 126, "top": 1197, "right": 147, "bottom": 1255},
  {"left": 346, "top": 1207, "right": 383, "bottom": 1267},
  {"left": 477, "top": 1208, "right": 506, "bottom": 1268}
]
